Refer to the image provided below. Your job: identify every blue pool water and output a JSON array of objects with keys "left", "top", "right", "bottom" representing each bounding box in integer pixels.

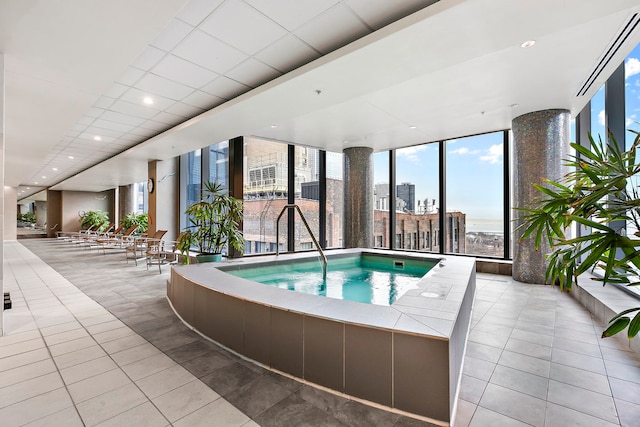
[{"left": 227, "top": 255, "right": 437, "bottom": 306}]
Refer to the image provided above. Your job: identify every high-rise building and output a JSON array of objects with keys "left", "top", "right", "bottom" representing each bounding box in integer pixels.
[{"left": 397, "top": 182, "right": 416, "bottom": 213}]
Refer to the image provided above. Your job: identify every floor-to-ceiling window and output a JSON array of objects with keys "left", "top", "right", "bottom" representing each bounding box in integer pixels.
[
  {"left": 294, "top": 146, "right": 319, "bottom": 251},
  {"left": 446, "top": 132, "right": 505, "bottom": 257},
  {"left": 373, "top": 151, "right": 390, "bottom": 248},
  {"left": 208, "top": 141, "right": 228, "bottom": 189},
  {"left": 326, "top": 151, "right": 344, "bottom": 248},
  {"left": 395, "top": 143, "right": 440, "bottom": 253},
  {"left": 243, "top": 138, "right": 288, "bottom": 254}
]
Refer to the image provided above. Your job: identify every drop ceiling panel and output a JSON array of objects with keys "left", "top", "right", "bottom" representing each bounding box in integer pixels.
[
  {"left": 139, "top": 120, "right": 172, "bottom": 131},
  {"left": 109, "top": 100, "right": 161, "bottom": 120},
  {"left": 245, "top": 0, "right": 340, "bottom": 32},
  {"left": 345, "top": 0, "right": 439, "bottom": 30},
  {"left": 182, "top": 90, "right": 225, "bottom": 109},
  {"left": 94, "top": 96, "right": 116, "bottom": 109},
  {"left": 104, "top": 82, "right": 129, "bottom": 99},
  {"left": 85, "top": 107, "right": 106, "bottom": 118},
  {"left": 165, "top": 102, "right": 205, "bottom": 117},
  {"left": 294, "top": 4, "right": 370, "bottom": 54},
  {"left": 226, "top": 58, "right": 281, "bottom": 87},
  {"left": 152, "top": 111, "right": 185, "bottom": 125},
  {"left": 101, "top": 110, "right": 147, "bottom": 127},
  {"left": 136, "top": 73, "right": 195, "bottom": 100},
  {"left": 200, "top": 1, "right": 288, "bottom": 55},
  {"left": 200, "top": 76, "right": 250, "bottom": 99},
  {"left": 255, "top": 34, "right": 320, "bottom": 73},
  {"left": 131, "top": 46, "right": 166, "bottom": 71},
  {"left": 92, "top": 119, "right": 135, "bottom": 133},
  {"left": 177, "top": 0, "right": 224, "bottom": 27},
  {"left": 151, "top": 54, "right": 218, "bottom": 88},
  {"left": 173, "top": 29, "right": 248, "bottom": 74},
  {"left": 150, "top": 18, "right": 195, "bottom": 52},
  {"left": 120, "top": 88, "right": 175, "bottom": 111},
  {"left": 116, "top": 67, "right": 146, "bottom": 86}
]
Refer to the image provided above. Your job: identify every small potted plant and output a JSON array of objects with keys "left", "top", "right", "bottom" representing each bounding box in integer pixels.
[{"left": 177, "top": 181, "right": 244, "bottom": 263}]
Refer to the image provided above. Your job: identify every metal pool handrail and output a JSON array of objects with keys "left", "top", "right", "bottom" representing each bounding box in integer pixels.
[{"left": 275, "top": 204, "right": 327, "bottom": 280}]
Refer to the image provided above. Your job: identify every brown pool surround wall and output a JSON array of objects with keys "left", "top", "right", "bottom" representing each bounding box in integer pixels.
[{"left": 167, "top": 249, "right": 475, "bottom": 426}]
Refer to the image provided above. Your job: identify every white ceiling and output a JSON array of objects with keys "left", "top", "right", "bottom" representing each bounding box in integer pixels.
[{"left": 3, "top": 0, "right": 640, "bottom": 198}]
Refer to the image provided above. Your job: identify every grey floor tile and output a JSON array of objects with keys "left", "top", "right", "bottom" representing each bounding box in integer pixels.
[
  {"left": 489, "top": 365, "right": 548, "bottom": 399},
  {"left": 200, "top": 361, "right": 262, "bottom": 397},
  {"left": 547, "top": 379, "right": 618, "bottom": 424},
  {"left": 544, "top": 402, "right": 619, "bottom": 427},
  {"left": 465, "top": 341, "right": 503, "bottom": 364},
  {"left": 182, "top": 351, "right": 234, "bottom": 378},
  {"left": 136, "top": 364, "right": 195, "bottom": 399},
  {"left": 253, "top": 393, "right": 335, "bottom": 427},
  {"left": 67, "top": 369, "right": 131, "bottom": 404},
  {"left": 225, "top": 375, "right": 294, "bottom": 419},
  {"left": 76, "top": 382, "right": 148, "bottom": 426},
  {"left": 152, "top": 379, "right": 220, "bottom": 423},
  {"left": 504, "top": 337, "right": 552, "bottom": 360},
  {"left": 23, "top": 406, "right": 84, "bottom": 427},
  {"left": 549, "top": 362, "right": 611, "bottom": 396},
  {"left": 0, "top": 372, "right": 64, "bottom": 409},
  {"left": 609, "top": 376, "right": 640, "bottom": 405},
  {"left": 615, "top": 398, "right": 640, "bottom": 427},
  {"left": 0, "top": 388, "right": 74, "bottom": 426},
  {"left": 94, "top": 401, "right": 169, "bottom": 427},
  {"left": 333, "top": 400, "right": 401, "bottom": 427},
  {"left": 551, "top": 348, "right": 606, "bottom": 375},
  {"left": 478, "top": 383, "right": 546, "bottom": 426},
  {"left": 498, "top": 349, "right": 550, "bottom": 377},
  {"left": 458, "top": 375, "right": 486, "bottom": 405},
  {"left": 469, "top": 406, "right": 530, "bottom": 427},
  {"left": 462, "top": 356, "right": 496, "bottom": 382}
]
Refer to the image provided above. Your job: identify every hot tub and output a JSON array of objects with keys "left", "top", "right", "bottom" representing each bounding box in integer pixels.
[{"left": 168, "top": 249, "right": 475, "bottom": 426}]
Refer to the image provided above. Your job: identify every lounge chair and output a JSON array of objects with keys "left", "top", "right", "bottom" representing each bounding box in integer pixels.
[
  {"left": 126, "top": 229, "right": 167, "bottom": 265},
  {"left": 146, "top": 232, "right": 185, "bottom": 273},
  {"left": 96, "top": 225, "right": 139, "bottom": 254}
]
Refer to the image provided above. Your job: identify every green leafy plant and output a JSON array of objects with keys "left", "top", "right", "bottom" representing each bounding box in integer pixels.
[
  {"left": 18, "top": 212, "right": 36, "bottom": 224},
  {"left": 518, "top": 130, "right": 640, "bottom": 339},
  {"left": 79, "top": 210, "right": 109, "bottom": 231},
  {"left": 121, "top": 212, "right": 149, "bottom": 234},
  {"left": 177, "top": 181, "right": 244, "bottom": 263}
]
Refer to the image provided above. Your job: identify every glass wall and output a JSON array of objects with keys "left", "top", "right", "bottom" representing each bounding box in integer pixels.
[
  {"left": 186, "top": 149, "right": 202, "bottom": 209},
  {"left": 209, "top": 141, "right": 229, "bottom": 189},
  {"left": 373, "top": 151, "right": 390, "bottom": 248},
  {"left": 326, "top": 152, "right": 344, "bottom": 248},
  {"left": 445, "top": 132, "right": 504, "bottom": 257},
  {"left": 294, "top": 146, "right": 319, "bottom": 251},
  {"left": 395, "top": 143, "right": 439, "bottom": 253},
  {"left": 243, "top": 137, "right": 288, "bottom": 254}
]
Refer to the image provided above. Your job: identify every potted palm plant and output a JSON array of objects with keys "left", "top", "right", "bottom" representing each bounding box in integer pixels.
[
  {"left": 177, "top": 181, "right": 244, "bottom": 263},
  {"left": 519, "top": 130, "right": 640, "bottom": 339}
]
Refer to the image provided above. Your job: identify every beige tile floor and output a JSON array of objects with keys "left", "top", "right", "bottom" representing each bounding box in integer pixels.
[
  {"left": 3, "top": 239, "right": 640, "bottom": 426},
  {"left": 0, "top": 241, "right": 256, "bottom": 427}
]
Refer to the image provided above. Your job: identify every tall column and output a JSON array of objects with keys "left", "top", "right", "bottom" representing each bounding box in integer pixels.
[
  {"left": 118, "top": 184, "right": 136, "bottom": 225},
  {"left": 343, "top": 147, "right": 373, "bottom": 248},
  {"left": 512, "top": 109, "right": 571, "bottom": 283},
  {"left": 148, "top": 159, "right": 179, "bottom": 241}
]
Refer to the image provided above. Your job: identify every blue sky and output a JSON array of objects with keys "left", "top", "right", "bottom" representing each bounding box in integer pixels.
[{"left": 374, "top": 42, "right": 640, "bottom": 224}]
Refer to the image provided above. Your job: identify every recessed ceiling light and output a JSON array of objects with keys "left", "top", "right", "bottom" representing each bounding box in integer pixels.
[
  {"left": 271, "top": 125, "right": 277, "bottom": 128},
  {"left": 41, "top": 176, "right": 46, "bottom": 179},
  {"left": 520, "top": 40, "right": 535, "bottom": 48},
  {"left": 68, "top": 156, "right": 74, "bottom": 159},
  {"left": 26, "top": 187, "right": 30, "bottom": 190},
  {"left": 409, "top": 126, "right": 417, "bottom": 129},
  {"left": 94, "top": 136, "right": 102, "bottom": 141},
  {"left": 52, "top": 167, "right": 58, "bottom": 171},
  {"left": 34, "top": 182, "right": 39, "bottom": 184},
  {"left": 143, "top": 96, "right": 154, "bottom": 105}
]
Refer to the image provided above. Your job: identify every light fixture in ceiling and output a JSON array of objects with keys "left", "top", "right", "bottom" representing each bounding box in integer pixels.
[
  {"left": 270, "top": 125, "right": 278, "bottom": 128},
  {"left": 41, "top": 176, "right": 46, "bottom": 179},
  {"left": 94, "top": 136, "right": 102, "bottom": 141},
  {"left": 409, "top": 126, "right": 417, "bottom": 129},
  {"left": 68, "top": 156, "right": 74, "bottom": 159},
  {"left": 143, "top": 96, "right": 154, "bottom": 105},
  {"left": 52, "top": 167, "right": 58, "bottom": 171},
  {"left": 26, "top": 187, "right": 30, "bottom": 190},
  {"left": 520, "top": 40, "right": 535, "bottom": 48},
  {"left": 34, "top": 181, "right": 39, "bottom": 184}
]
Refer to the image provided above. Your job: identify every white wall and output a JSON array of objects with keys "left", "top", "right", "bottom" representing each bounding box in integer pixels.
[{"left": 4, "top": 188, "right": 16, "bottom": 241}]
